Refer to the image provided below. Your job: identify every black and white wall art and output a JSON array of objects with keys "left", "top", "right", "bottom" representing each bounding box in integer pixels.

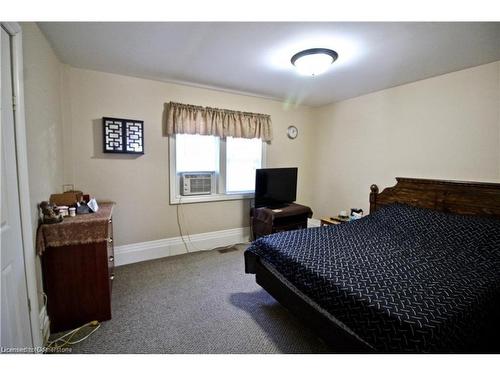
[{"left": 103, "top": 117, "right": 144, "bottom": 154}]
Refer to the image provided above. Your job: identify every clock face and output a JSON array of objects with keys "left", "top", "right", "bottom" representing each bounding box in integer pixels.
[{"left": 287, "top": 126, "right": 298, "bottom": 139}]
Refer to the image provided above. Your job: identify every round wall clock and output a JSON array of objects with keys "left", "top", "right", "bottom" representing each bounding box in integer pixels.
[{"left": 287, "top": 125, "right": 298, "bottom": 139}]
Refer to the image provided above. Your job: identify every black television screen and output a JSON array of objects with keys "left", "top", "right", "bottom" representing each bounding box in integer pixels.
[{"left": 254, "top": 168, "right": 298, "bottom": 208}]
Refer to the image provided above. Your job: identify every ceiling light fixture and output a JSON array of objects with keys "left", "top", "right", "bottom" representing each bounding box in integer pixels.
[{"left": 291, "top": 48, "right": 338, "bottom": 76}]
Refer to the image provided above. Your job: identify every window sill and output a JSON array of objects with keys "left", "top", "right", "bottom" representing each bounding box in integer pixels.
[{"left": 170, "top": 192, "right": 254, "bottom": 205}]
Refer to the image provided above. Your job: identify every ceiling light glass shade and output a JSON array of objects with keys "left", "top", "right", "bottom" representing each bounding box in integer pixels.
[{"left": 291, "top": 48, "right": 338, "bottom": 76}]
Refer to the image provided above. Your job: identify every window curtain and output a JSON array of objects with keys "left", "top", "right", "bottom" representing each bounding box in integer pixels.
[{"left": 166, "top": 101, "right": 273, "bottom": 142}]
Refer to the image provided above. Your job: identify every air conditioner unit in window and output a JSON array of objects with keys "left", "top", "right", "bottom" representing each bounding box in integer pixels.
[{"left": 181, "top": 172, "right": 214, "bottom": 196}]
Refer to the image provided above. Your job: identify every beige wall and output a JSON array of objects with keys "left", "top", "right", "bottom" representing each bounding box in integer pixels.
[
  {"left": 62, "top": 67, "right": 316, "bottom": 246},
  {"left": 311, "top": 61, "right": 500, "bottom": 219},
  {"left": 21, "top": 22, "right": 65, "bottom": 306},
  {"left": 20, "top": 23, "right": 500, "bottom": 249}
]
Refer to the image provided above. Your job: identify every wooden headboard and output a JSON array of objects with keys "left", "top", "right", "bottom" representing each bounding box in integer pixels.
[{"left": 369, "top": 177, "right": 500, "bottom": 218}]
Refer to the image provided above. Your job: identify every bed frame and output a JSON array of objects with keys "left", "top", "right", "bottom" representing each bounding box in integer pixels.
[
  {"left": 246, "top": 177, "right": 500, "bottom": 352},
  {"left": 370, "top": 177, "right": 500, "bottom": 217}
]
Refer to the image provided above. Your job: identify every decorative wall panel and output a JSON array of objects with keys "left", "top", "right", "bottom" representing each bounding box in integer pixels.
[{"left": 103, "top": 117, "right": 144, "bottom": 154}]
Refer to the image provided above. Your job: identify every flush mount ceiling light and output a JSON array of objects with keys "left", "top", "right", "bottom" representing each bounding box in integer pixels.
[{"left": 291, "top": 48, "right": 338, "bottom": 76}]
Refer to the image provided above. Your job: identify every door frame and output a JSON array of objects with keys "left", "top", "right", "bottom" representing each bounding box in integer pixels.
[{"left": 1, "top": 22, "right": 42, "bottom": 348}]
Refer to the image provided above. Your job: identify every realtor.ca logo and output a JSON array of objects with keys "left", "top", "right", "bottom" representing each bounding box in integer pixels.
[{"left": 1, "top": 346, "right": 72, "bottom": 353}]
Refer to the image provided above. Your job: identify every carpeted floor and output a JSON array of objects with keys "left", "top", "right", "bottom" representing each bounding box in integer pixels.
[{"left": 67, "top": 244, "right": 331, "bottom": 353}]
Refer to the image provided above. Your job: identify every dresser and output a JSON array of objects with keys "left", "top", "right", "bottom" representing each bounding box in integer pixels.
[{"left": 38, "top": 202, "right": 115, "bottom": 333}]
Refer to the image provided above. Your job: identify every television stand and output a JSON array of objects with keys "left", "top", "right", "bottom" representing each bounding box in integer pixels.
[
  {"left": 250, "top": 203, "right": 313, "bottom": 240},
  {"left": 265, "top": 203, "right": 290, "bottom": 210}
]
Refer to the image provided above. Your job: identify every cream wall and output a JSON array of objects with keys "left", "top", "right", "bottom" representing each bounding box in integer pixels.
[
  {"left": 19, "top": 25, "right": 500, "bottom": 310},
  {"left": 62, "top": 67, "right": 316, "bottom": 246},
  {"left": 311, "top": 61, "right": 500, "bottom": 219},
  {"left": 21, "top": 22, "right": 65, "bottom": 306}
]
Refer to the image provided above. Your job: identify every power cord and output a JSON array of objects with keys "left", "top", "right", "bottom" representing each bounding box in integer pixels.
[
  {"left": 38, "top": 291, "right": 50, "bottom": 345},
  {"left": 46, "top": 320, "right": 101, "bottom": 350},
  {"left": 40, "top": 290, "right": 101, "bottom": 350},
  {"left": 176, "top": 195, "right": 192, "bottom": 252},
  {"left": 40, "top": 291, "right": 48, "bottom": 309},
  {"left": 249, "top": 199, "right": 255, "bottom": 241},
  {"left": 176, "top": 195, "right": 248, "bottom": 252}
]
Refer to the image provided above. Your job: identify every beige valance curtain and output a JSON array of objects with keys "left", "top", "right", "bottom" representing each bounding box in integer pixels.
[{"left": 166, "top": 101, "right": 273, "bottom": 142}]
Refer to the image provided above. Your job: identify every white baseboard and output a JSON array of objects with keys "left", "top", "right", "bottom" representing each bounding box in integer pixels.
[
  {"left": 39, "top": 305, "right": 50, "bottom": 344},
  {"left": 114, "top": 226, "right": 251, "bottom": 266}
]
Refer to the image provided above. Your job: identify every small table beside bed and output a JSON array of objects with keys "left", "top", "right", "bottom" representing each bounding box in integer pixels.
[{"left": 244, "top": 177, "right": 500, "bottom": 353}]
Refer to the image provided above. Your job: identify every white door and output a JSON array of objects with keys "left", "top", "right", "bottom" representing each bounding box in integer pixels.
[{"left": 1, "top": 26, "right": 33, "bottom": 349}]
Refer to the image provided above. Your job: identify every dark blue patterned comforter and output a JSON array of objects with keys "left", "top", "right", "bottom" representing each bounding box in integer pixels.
[{"left": 245, "top": 204, "right": 500, "bottom": 352}]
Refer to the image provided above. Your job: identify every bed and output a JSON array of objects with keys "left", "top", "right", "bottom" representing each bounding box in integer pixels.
[{"left": 244, "top": 177, "right": 500, "bottom": 353}]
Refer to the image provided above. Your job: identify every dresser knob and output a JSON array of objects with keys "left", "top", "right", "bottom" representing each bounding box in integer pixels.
[
  {"left": 109, "top": 256, "right": 114, "bottom": 262},
  {"left": 108, "top": 238, "right": 113, "bottom": 243},
  {"left": 110, "top": 273, "right": 115, "bottom": 281}
]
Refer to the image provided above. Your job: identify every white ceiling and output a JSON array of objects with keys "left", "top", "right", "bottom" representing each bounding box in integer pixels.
[{"left": 39, "top": 22, "right": 500, "bottom": 107}]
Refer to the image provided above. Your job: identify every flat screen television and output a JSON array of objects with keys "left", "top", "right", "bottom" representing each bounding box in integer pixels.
[{"left": 254, "top": 167, "right": 298, "bottom": 208}]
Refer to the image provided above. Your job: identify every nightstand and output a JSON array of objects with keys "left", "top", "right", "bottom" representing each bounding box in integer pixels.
[
  {"left": 320, "top": 216, "right": 350, "bottom": 226},
  {"left": 251, "top": 203, "right": 313, "bottom": 239}
]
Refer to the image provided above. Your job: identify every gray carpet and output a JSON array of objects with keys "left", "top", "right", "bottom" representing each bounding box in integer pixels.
[{"left": 67, "top": 244, "right": 331, "bottom": 353}]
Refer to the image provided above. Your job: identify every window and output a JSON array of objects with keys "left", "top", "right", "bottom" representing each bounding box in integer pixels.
[
  {"left": 170, "top": 134, "right": 264, "bottom": 203},
  {"left": 226, "top": 137, "right": 262, "bottom": 193},
  {"left": 176, "top": 134, "right": 219, "bottom": 173}
]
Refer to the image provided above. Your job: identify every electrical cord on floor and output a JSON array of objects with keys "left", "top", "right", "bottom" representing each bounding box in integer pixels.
[
  {"left": 40, "top": 291, "right": 101, "bottom": 350},
  {"left": 39, "top": 291, "right": 49, "bottom": 344},
  {"left": 177, "top": 195, "right": 216, "bottom": 252},
  {"left": 46, "top": 320, "right": 101, "bottom": 349},
  {"left": 176, "top": 195, "right": 248, "bottom": 253}
]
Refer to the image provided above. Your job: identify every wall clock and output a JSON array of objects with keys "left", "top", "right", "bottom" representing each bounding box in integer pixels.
[{"left": 287, "top": 125, "right": 298, "bottom": 139}]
